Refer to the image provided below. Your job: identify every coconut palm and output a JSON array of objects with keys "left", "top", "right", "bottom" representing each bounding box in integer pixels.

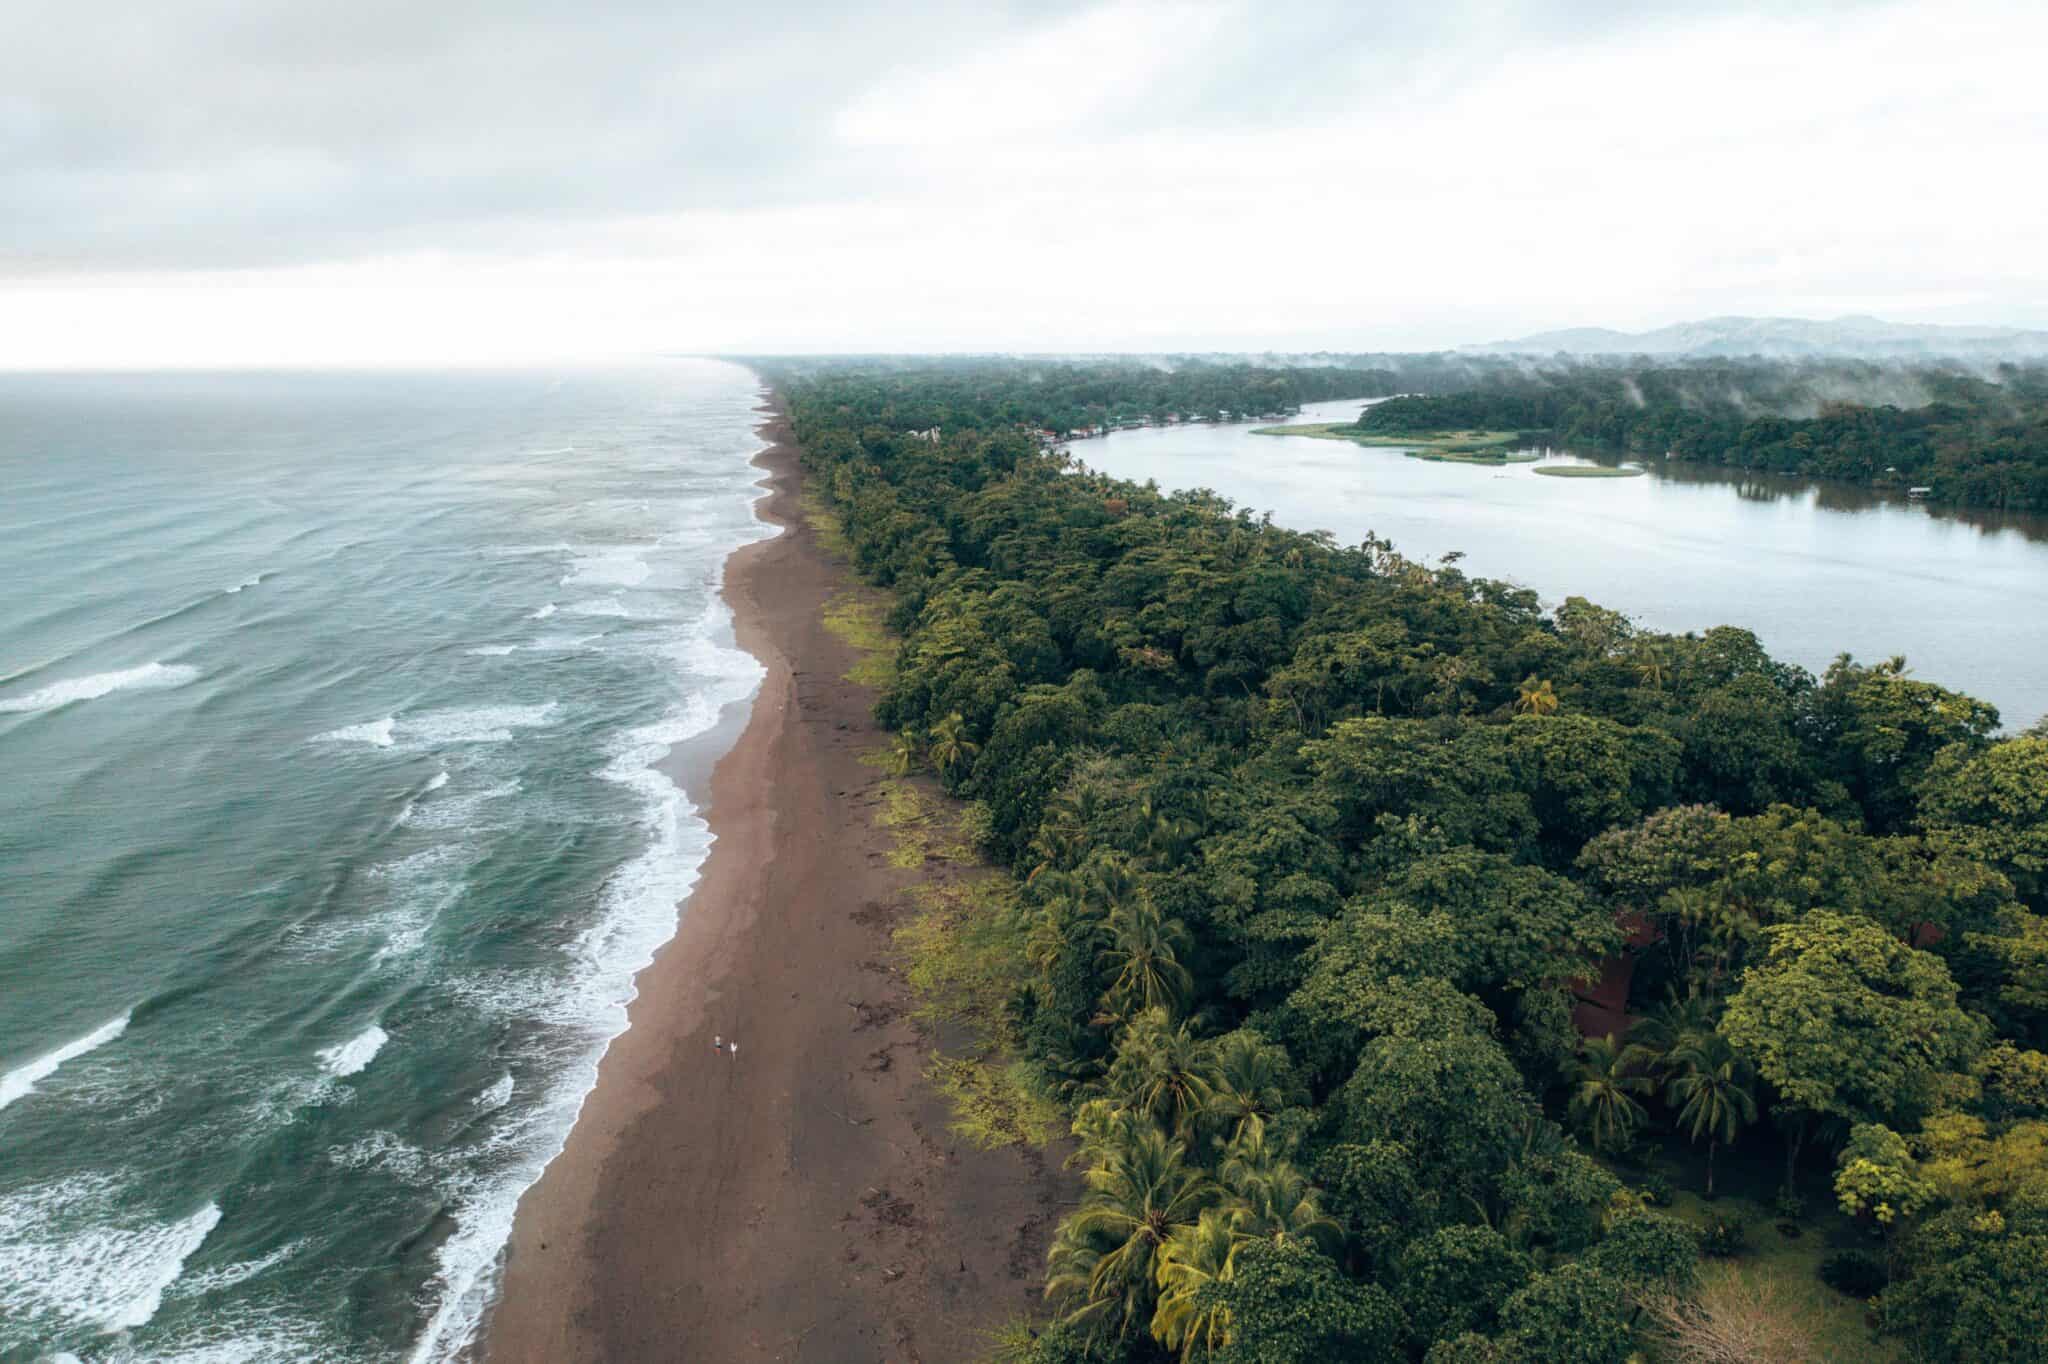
[
  {"left": 1097, "top": 893, "right": 1194, "bottom": 1022},
  {"left": 1046, "top": 1113, "right": 1215, "bottom": 1340},
  {"left": 1619, "top": 985, "right": 1719, "bottom": 1082},
  {"left": 1218, "top": 1116, "right": 1342, "bottom": 1252},
  {"left": 1632, "top": 641, "right": 1673, "bottom": 691},
  {"left": 887, "top": 728, "right": 924, "bottom": 775},
  {"left": 1107, "top": 1008, "right": 1220, "bottom": 1138},
  {"left": 1151, "top": 1208, "right": 1242, "bottom": 1359},
  {"left": 1569, "top": 1033, "right": 1653, "bottom": 1154},
  {"left": 925, "top": 710, "right": 979, "bottom": 781},
  {"left": 1514, "top": 676, "right": 1561, "bottom": 716},
  {"left": 1205, "top": 1031, "right": 1301, "bottom": 1146},
  {"left": 1665, "top": 1033, "right": 1758, "bottom": 1197}
]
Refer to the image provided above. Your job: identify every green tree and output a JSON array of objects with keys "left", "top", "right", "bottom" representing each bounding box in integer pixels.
[
  {"left": 1921, "top": 736, "right": 2048, "bottom": 909},
  {"left": 1722, "top": 912, "right": 1986, "bottom": 1190},
  {"left": 1514, "top": 676, "right": 1561, "bottom": 716},
  {"left": 1497, "top": 1262, "right": 1635, "bottom": 1364},
  {"left": 1046, "top": 1109, "right": 1215, "bottom": 1340},
  {"left": 1203, "top": 1028, "right": 1304, "bottom": 1145},
  {"left": 1664, "top": 1032, "right": 1758, "bottom": 1197},
  {"left": 1568, "top": 1034, "right": 1652, "bottom": 1154},
  {"left": 1394, "top": 1224, "right": 1531, "bottom": 1348},
  {"left": 1104, "top": 1008, "right": 1218, "bottom": 1137},
  {"left": 1882, "top": 1202, "right": 2048, "bottom": 1363},
  {"left": 1204, "top": 1239, "right": 1404, "bottom": 1364},
  {"left": 1096, "top": 891, "right": 1195, "bottom": 1022},
  {"left": 926, "top": 709, "right": 981, "bottom": 782},
  {"left": 1151, "top": 1207, "right": 1241, "bottom": 1360}
]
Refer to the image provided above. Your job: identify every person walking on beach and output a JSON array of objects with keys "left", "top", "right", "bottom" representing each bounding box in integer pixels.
[{"left": 728, "top": 1040, "right": 739, "bottom": 1061}]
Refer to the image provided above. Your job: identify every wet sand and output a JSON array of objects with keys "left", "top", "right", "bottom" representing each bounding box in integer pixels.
[{"left": 484, "top": 406, "right": 1064, "bottom": 1362}]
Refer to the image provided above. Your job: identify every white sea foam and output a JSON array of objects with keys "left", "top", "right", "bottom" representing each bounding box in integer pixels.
[
  {"left": 527, "top": 633, "right": 602, "bottom": 653},
  {"left": 405, "top": 598, "right": 766, "bottom": 1364},
  {"left": 317, "top": 1026, "right": 388, "bottom": 1079},
  {"left": 170, "top": 1238, "right": 304, "bottom": 1298},
  {"left": 0, "top": 1177, "right": 222, "bottom": 1338},
  {"left": 327, "top": 1132, "right": 437, "bottom": 1186},
  {"left": 222, "top": 572, "right": 271, "bottom": 594},
  {"left": 474, "top": 1073, "right": 514, "bottom": 1112},
  {"left": 563, "top": 597, "right": 631, "bottom": 617},
  {"left": 0, "top": 1011, "right": 132, "bottom": 1113},
  {"left": 561, "top": 546, "right": 652, "bottom": 588},
  {"left": 401, "top": 703, "right": 558, "bottom": 746},
  {"left": 0, "top": 663, "right": 199, "bottom": 715},
  {"left": 394, "top": 770, "right": 452, "bottom": 827},
  {"left": 318, "top": 705, "right": 555, "bottom": 751},
  {"left": 465, "top": 644, "right": 517, "bottom": 657},
  {"left": 529, "top": 603, "right": 557, "bottom": 620},
  {"left": 316, "top": 717, "right": 396, "bottom": 748}
]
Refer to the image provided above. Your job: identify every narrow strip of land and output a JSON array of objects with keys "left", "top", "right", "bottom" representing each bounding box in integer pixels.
[{"left": 485, "top": 409, "right": 1063, "bottom": 1363}]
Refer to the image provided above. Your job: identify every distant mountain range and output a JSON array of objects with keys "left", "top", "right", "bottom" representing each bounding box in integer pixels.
[{"left": 1464, "top": 315, "right": 2048, "bottom": 360}]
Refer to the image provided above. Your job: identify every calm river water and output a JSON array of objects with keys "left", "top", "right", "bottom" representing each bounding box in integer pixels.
[{"left": 1078, "top": 399, "right": 2048, "bottom": 730}]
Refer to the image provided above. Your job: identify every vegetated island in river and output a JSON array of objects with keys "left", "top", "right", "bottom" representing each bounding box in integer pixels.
[
  {"left": 1251, "top": 421, "right": 1535, "bottom": 464},
  {"left": 738, "top": 355, "right": 2047, "bottom": 1364},
  {"left": 1532, "top": 463, "right": 1646, "bottom": 478}
]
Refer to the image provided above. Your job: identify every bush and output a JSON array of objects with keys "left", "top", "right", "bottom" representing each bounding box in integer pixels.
[
  {"left": 1700, "top": 1216, "right": 1749, "bottom": 1258},
  {"left": 1772, "top": 1191, "right": 1806, "bottom": 1222},
  {"left": 1642, "top": 1172, "right": 1675, "bottom": 1207},
  {"left": 1818, "top": 1249, "right": 1888, "bottom": 1299}
]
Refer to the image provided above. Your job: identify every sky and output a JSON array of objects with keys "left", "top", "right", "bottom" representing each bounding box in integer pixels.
[{"left": 3, "top": 0, "right": 2044, "bottom": 367}]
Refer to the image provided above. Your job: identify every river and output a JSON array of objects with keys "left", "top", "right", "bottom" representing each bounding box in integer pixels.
[{"left": 1075, "top": 398, "right": 2048, "bottom": 730}]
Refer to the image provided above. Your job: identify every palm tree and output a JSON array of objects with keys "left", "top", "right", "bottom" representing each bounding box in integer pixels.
[
  {"left": 1097, "top": 893, "right": 1194, "bottom": 1022},
  {"left": 1569, "top": 1034, "right": 1653, "bottom": 1154},
  {"left": 887, "top": 728, "right": 923, "bottom": 775},
  {"left": 1664, "top": 1034, "right": 1758, "bottom": 1198},
  {"left": 925, "top": 710, "right": 979, "bottom": 781},
  {"left": 1108, "top": 1009, "right": 1220, "bottom": 1138},
  {"left": 1632, "top": 641, "right": 1672, "bottom": 691},
  {"left": 1218, "top": 1117, "right": 1341, "bottom": 1252},
  {"left": 1151, "top": 1208, "right": 1241, "bottom": 1359},
  {"left": 1205, "top": 1031, "right": 1301, "bottom": 1145},
  {"left": 1046, "top": 1113, "right": 1215, "bottom": 1340},
  {"left": 1514, "top": 676, "right": 1560, "bottom": 716},
  {"left": 1619, "top": 985, "right": 1718, "bottom": 1082}
]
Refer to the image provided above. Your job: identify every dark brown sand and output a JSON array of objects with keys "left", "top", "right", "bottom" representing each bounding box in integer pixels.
[{"left": 484, "top": 409, "right": 1064, "bottom": 1363}]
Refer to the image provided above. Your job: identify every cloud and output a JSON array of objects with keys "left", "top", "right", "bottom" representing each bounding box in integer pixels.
[{"left": 0, "top": 0, "right": 2042, "bottom": 362}]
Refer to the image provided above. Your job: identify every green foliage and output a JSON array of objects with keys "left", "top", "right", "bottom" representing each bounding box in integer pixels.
[
  {"left": 1496, "top": 1262, "right": 1636, "bottom": 1364},
  {"left": 1819, "top": 1248, "right": 1889, "bottom": 1299},
  {"left": 1395, "top": 1224, "right": 1531, "bottom": 1347},
  {"left": 766, "top": 358, "right": 2048, "bottom": 1364},
  {"left": 1723, "top": 912, "right": 1986, "bottom": 1131},
  {"left": 1882, "top": 1203, "right": 2048, "bottom": 1363},
  {"left": 1201, "top": 1239, "right": 1404, "bottom": 1364},
  {"left": 1922, "top": 736, "right": 2048, "bottom": 908}
]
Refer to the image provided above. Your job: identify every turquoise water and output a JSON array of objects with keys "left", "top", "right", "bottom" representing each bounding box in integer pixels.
[{"left": 0, "top": 362, "right": 771, "bottom": 1361}]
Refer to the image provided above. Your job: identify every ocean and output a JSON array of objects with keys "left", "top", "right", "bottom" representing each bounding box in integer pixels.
[{"left": 0, "top": 361, "right": 773, "bottom": 1361}]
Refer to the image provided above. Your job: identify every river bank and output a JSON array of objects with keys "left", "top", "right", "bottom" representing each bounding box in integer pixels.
[{"left": 483, "top": 405, "right": 1064, "bottom": 1362}]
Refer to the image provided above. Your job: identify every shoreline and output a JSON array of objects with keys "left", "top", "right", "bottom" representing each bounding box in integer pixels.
[{"left": 483, "top": 399, "right": 1062, "bottom": 1361}]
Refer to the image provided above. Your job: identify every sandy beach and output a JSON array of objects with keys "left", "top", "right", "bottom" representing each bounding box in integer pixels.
[{"left": 484, "top": 405, "right": 1064, "bottom": 1362}]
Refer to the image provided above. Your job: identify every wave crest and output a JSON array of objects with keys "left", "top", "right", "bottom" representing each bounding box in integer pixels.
[{"left": 0, "top": 664, "right": 199, "bottom": 715}]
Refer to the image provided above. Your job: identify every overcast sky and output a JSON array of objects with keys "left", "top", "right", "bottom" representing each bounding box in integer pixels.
[{"left": 3, "top": 0, "right": 2043, "bottom": 366}]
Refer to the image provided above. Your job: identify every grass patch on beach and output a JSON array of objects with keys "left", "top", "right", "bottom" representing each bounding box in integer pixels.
[
  {"left": 1532, "top": 463, "right": 1645, "bottom": 479},
  {"left": 799, "top": 487, "right": 853, "bottom": 558},
  {"left": 1251, "top": 423, "right": 1534, "bottom": 464},
  {"left": 897, "top": 872, "right": 1063, "bottom": 1149},
  {"left": 821, "top": 590, "right": 897, "bottom": 688},
  {"left": 873, "top": 778, "right": 980, "bottom": 868}
]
